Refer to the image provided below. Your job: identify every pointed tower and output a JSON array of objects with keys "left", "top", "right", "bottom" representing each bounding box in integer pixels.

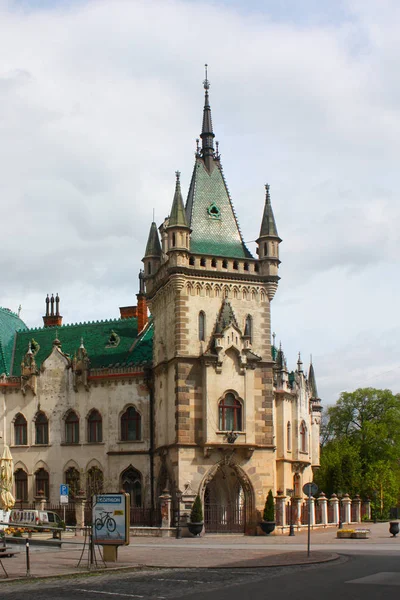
[
  {"left": 256, "top": 184, "right": 281, "bottom": 299},
  {"left": 308, "top": 358, "right": 322, "bottom": 473},
  {"left": 143, "top": 70, "right": 280, "bottom": 528}
]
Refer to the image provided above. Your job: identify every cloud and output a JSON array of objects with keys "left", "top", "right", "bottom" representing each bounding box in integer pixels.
[{"left": 0, "top": 0, "right": 399, "bottom": 404}]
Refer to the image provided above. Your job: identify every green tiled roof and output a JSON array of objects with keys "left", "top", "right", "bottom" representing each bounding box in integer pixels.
[
  {"left": 185, "top": 159, "right": 252, "bottom": 259},
  {"left": 11, "top": 318, "right": 153, "bottom": 376},
  {"left": 0, "top": 307, "right": 28, "bottom": 375}
]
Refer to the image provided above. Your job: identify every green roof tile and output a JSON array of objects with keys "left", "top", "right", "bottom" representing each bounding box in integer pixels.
[
  {"left": 0, "top": 307, "right": 28, "bottom": 375},
  {"left": 11, "top": 318, "right": 153, "bottom": 376}
]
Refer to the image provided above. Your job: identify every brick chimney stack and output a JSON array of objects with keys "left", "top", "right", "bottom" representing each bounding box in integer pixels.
[{"left": 43, "top": 293, "right": 63, "bottom": 327}]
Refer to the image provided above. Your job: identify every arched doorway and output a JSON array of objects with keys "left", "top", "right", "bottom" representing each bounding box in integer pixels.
[
  {"left": 202, "top": 462, "right": 253, "bottom": 533},
  {"left": 121, "top": 467, "right": 142, "bottom": 507}
]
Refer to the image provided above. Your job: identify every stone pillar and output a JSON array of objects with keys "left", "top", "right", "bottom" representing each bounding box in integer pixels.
[
  {"left": 308, "top": 497, "right": 315, "bottom": 526},
  {"left": 159, "top": 490, "right": 172, "bottom": 537},
  {"left": 275, "top": 494, "right": 286, "bottom": 527},
  {"left": 353, "top": 495, "right": 362, "bottom": 523},
  {"left": 330, "top": 494, "right": 339, "bottom": 524},
  {"left": 342, "top": 494, "right": 352, "bottom": 524},
  {"left": 293, "top": 498, "right": 302, "bottom": 527},
  {"left": 318, "top": 492, "right": 328, "bottom": 526},
  {"left": 363, "top": 498, "right": 371, "bottom": 520},
  {"left": 34, "top": 494, "right": 47, "bottom": 511},
  {"left": 75, "top": 494, "right": 87, "bottom": 529}
]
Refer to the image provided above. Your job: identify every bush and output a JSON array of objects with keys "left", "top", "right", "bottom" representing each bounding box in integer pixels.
[
  {"left": 263, "top": 490, "right": 275, "bottom": 522},
  {"left": 190, "top": 495, "right": 203, "bottom": 523}
]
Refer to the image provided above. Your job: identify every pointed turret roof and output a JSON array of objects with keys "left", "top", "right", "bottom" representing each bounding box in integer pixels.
[
  {"left": 144, "top": 222, "right": 162, "bottom": 258},
  {"left": 308, "top": 360, "right": 319, "bottom": 399},
  {"left": 215, "top": 300, "right": 239, "bottom": 332},
  {"left": 185, "top": 68, "right": 252, "bottom": 259},
  {"left": 168, "top": 171, "right": 189, "bottom": 228},
  {"left": 259, "top": 184, "right": 279, "bottom": 238}
]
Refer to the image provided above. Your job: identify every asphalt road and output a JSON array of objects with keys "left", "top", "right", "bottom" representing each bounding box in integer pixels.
[{"left": 1, "top": 553, "right": 400, "bottom": 599}]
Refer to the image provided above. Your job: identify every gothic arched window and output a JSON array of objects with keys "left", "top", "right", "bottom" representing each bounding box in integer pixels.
[
  {"left": 14, "top": 413, "right": 27, "bottom": 445},
  {"left": 300, "top": 421, "right": 307, "bottom": 453},
  {"left": 35, "top": 412, "right": 49, "bottom": 445},
  {"left": 14, "top": 468, "right": 28, "bottom": 502},
  {"left": 244, "top": 315, "right": 252, "bottom": 342},
  {"left": 287, "top": 421, "right": 292, "bottom": 452},
  {"left": 87, "top": 409, "right": 102, "bottom": 443},
  {"left": 65, "top": 411, "right": 79, "bottom": 444},
  {"left": 35, "top": 468, "right": 49, "bottom": 498},
  {"left": 86, "top": 466, "right": 104, "bottom": 497},
  {"left": 219, "top": 393, "right": 242, "bottom": 431},
  {"left": 65, "top": 467, "right": 81, "bottom": 499},
  {"left": 198, "top": 311, "right": 206, "bottom": 342},
  {"left": 121, "top": 407, "right": 141, "bottom": 441},
  {"left": 121, "top": 467, "right": 142, "bottom": 508}
]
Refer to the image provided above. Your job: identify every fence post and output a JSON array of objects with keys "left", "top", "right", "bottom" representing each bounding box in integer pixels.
[
  {"left": 353, "top": 494, "right": 361, "bottom": 523},
  {"left": 362, "top": 498, "right": 371, "bottom": 520},
  {"left": 75, "top": 493, "right": 87, "bottom": 529},
  {"left": 275, "top": 494, "right": 286, "bottom": 527},
  {"left": 330, "top": 494, "right": 339, "bottom": 525},
  {"left": 318, "top": 492, "right": 328, "bottom": 526},
  {"left": 293, "top": 497, "right": 302, "bottom": 527},
  {"left": 159, "top": 489, "right": 172, "bottom": 536},
  {"left": 309, "top": 497, "right": 315, "bottom": 527},
  {"left": 34, "top": 494, "right": 47, "bottom": 512},
  {"left": 342, "top": 494, "right": 352, "bottom": 524}
]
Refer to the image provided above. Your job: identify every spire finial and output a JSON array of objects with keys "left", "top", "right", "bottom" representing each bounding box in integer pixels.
[
  {"left": 18, "top": 304, "right": 22, "bottom": 317},
  {"left": 175, "top": 170, "right": 181, "bottom": 181},
  {"left": 265, "top": 183, "right": 270, "bottom": 202},
  {"left": 272, "top": 331, "right": 276, "bottom": 346},
  {"left": 80, "top": 337, "right": 84, "bottom": 349},
  {"left": 203, "top": 63, "right": 210, "bottom": 90}
]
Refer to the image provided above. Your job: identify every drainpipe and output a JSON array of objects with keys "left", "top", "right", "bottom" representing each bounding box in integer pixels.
[{"left": 145, "top": 367, "right": 155, "bottom": 510}]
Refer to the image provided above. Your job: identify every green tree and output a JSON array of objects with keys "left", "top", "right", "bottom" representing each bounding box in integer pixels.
[
  {"left": 315, "top": 388, "right": 400, "bottom": 508},
  {"left": 263, "top": 490, "right": 275, "bottom": 522}
]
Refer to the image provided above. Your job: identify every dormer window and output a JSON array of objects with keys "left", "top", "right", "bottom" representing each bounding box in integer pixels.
[
  {"left": 207, "top": 202, "right": 221, "bottom": 220},
  {"left": 200, "top": 257, "right": 206, "bottom": 267},
  {"left": 189, "top": 257, "right": 195, "bottom": 266}
]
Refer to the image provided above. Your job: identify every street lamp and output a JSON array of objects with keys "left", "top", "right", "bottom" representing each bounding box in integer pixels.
[
  {"left": 373, "top": 490, "right": 378, "bottom": 524},
  {"left": 337, "top": 491, "right": 343, "bottom": 530},
  {"left": 287, "top": 488, "right": 295, "bottom": 537},
  {"left": 176, "top": 489, "right": 182, "bottom": 539}
]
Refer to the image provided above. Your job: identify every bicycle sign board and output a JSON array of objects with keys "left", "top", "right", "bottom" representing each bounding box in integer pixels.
[{"left": 92, "top": 493, "right": 130, "bottom": 545}]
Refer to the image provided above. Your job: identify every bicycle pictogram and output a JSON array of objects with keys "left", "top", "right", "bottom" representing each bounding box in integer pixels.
[{"left": 95, "top": 510, "right": 117, "bottom": 532}]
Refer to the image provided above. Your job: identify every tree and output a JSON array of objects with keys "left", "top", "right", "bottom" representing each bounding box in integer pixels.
[
  {"left": 315, "top": 388, "right": 400, "bottom": 515},
  {"left": 262, "top": 490, "right": 275, "bottom": 522},
  {"left": 190, "top": 495, "right": 203, "bottom": 523}
]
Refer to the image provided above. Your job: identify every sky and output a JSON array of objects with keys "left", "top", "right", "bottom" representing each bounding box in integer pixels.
[{"left": 0, "top": 0, "right": 399, "bottom": 406}]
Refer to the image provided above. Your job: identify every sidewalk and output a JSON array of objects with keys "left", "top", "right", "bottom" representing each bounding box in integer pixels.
[{"left": 0, "top": 522, "right": 397, "bottom": 582}]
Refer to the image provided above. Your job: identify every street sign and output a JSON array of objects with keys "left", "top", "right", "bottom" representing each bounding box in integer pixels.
[
  {"left": 303, "top": 482, "right": 318, "bottom": 497},
  {"left": 60, "top": 495, "right": 68, "bottom": 504},
  {"left": 60, "top": 484, "right": 69, "bottom": 496}
]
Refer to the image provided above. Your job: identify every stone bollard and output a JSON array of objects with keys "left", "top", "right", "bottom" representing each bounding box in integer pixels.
[
  {"left": 318, "top": 492, "right": 328, "bottom": 526},
  {"left": 330, "top": 494, "right": 339, "bottom": 525},
  {"left": 275, "top": 494, "right": 287, "bottom": 527},
  {"left": 342, "top": 494, "right": 352, "bottom": 524},
  {"left": 159, "top": 489, "right": 172, "bottom": 537}
]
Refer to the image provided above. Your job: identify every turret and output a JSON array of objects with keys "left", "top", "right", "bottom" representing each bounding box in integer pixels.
[
  {"left": 143, "top": 221, "right": 162, "bottom": 279},
  {"left": 256, "top": 184, "right": 281, "bottom": 282},
  {"left": 166, "top": 171, "right": 190, "bottom": 264}
]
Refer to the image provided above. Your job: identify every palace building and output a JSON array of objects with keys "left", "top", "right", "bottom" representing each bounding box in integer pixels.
[{"left": 0, "top": 74, "right": 321, "bottom": 533}]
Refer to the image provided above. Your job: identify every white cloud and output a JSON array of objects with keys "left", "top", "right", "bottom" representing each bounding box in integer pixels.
[{"left": 0, "top": 0, "right": 399, "bottom": 404}]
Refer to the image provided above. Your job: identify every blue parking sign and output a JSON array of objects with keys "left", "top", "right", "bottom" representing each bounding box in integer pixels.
[{"left": 60, "top": 484, "right": 69, "bottom": 496}]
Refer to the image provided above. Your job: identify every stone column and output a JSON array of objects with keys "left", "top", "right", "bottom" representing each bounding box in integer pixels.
[
  {"left": 159, "top": 490, "right": 172, "bottom": 537},
  {"left": 293, "top": 498, "right": 302, "bottom": 527},
  {"left": 363, "top": 498, "right": 371, "bottom": 520},
  {"left": 275, "top": 494, "right": 286, "bottom": 527},
  {"left": 318, "top": 492, "right": 328, "bottom": 526},
  {"left": 342, "top": 494, "right": 352, "bottom": 524},
  {"left": 75, "top": 494, "right": 87, "bottom": 529},
  {"left": 353, "top": 495, "right": 361, "bottom": 523},
  {"left": 330, "top": 494, "right": 339, "bottom": 524},
  {"left": 34, "top": 494, "right": 47, "bottom": 511},
  {"left": 308, "top": 497, "right": 315, "bottom": 526}
]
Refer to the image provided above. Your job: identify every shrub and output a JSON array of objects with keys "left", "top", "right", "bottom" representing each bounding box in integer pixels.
[
  {"left": 263, "top": 490, "right": 275, "bottom": 522},
  {"left": 190, "top": 495, "right": 203, "bottom": 523}
]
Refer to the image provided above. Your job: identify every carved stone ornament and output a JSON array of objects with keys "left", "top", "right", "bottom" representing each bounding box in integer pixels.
[
  {"left": 20, "top": 343, "right": 38, "bottom": 396},
  {"left": 72, "top": 339, "right": 90, "bottom": 391}
]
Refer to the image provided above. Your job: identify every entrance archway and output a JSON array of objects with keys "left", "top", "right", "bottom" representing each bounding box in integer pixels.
[{"left": 202, "top": 462, "right": 254, "bottom": 533}]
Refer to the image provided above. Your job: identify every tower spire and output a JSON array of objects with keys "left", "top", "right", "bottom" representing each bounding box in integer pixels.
[
  {"left": 200, "top": 63, "right": 215, "bottom": 171},
  {"left": 169, "top": 170, "right": 189, "bottom": 228}
]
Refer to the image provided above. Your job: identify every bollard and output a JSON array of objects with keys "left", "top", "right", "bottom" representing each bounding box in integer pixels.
[{"left": 25, "top": 539, "right": 30, "bottom": 577}]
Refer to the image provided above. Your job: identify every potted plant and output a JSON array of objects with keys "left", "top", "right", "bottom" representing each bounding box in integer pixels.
[
  {"left": 187, "top": 495, "right": 204, "bottom": 536},
  {"left": 260, "top": 489, "right": 276, "bottom": 534}
]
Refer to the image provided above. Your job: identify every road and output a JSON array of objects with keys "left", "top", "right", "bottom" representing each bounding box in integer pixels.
[{"left": 1, "top": 552, "right": 400, "bottom": 600}]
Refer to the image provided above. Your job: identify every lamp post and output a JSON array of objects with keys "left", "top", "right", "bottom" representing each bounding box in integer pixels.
[
  {"left": 373, "top": 490, "right": 377, "bottom": 524},
  {"left": 338, "top": 491, "right": 343, "bottom": 530},
  {"left": 287, "top": 488, "right": 295, "bottom": 536},
  {"left": 176, "top": 489, "right": 182, "bottom": 539}
]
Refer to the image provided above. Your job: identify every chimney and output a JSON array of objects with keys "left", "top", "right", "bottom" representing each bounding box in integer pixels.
[
  {"left": 119, "top": 306, "right": 137, "bottom": 319},
  {"left": 43, "top": 294, "right": 63, "bottom": 328},
  {"left": 136, "top": 270, "right": 148, "bottom": 333}
]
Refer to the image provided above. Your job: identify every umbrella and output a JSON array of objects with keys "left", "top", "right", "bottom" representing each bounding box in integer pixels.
[{"left": 0, "top": 445, "right": 15, "bottom": 511}]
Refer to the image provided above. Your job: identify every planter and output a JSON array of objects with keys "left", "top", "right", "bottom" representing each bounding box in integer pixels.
[
  {"left": 336, "top": 530, "right": 353, "bottom": 539},
  {"left": 187, "top": 522, "right": 203, "bottom": 537},
  {"left": 389, "top": 521, "right": 399, "bottom": 537},
  {"left": 259, "top": 521, "right": 276, "bottom": 535},
  {"left": 351, "top": 532, "right": 368, "bottom": 539}
]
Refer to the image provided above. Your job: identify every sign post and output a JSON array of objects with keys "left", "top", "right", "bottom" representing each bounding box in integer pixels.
[
  {"left": 302, "top": 482, "right": 318, "bottom": 557},
  {"left": 60, "top": 484, "right": 69, "bottom": 524}
]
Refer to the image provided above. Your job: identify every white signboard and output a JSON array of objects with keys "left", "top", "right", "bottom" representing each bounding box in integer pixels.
[
  {"left": 92, "top": 493, "right": 130, "bottom": 546},
  {"left": 60, "top": 495, "right": 69, "bottom": 504}
]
